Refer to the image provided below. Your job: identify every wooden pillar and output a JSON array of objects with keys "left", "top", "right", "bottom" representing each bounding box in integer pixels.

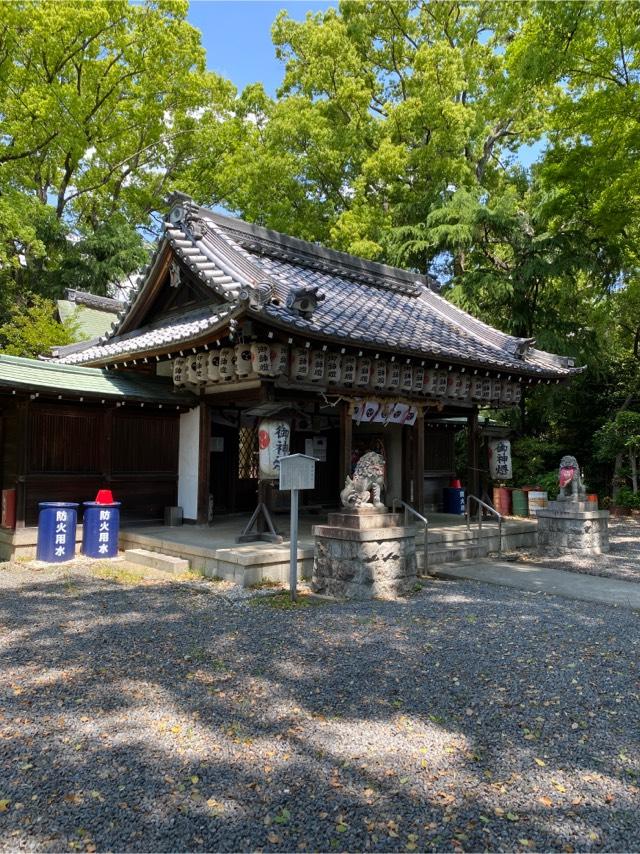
[
  {"left": 15, "top": 399, "right": 29, "bottom": 529},
  {"left": 197, "top": 401, "right": 210, "bottom": 524},
  {"left": 467, "top": 407, "right": 480, "bottom": 500},
  {"left": 338, "top": 400, "right": 353, "bottom": 486},
  {"left": 415, "top": 408, "right": 425, "bottom": 514}
]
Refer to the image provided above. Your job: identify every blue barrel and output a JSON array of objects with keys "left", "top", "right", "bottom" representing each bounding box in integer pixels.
[
  {"left": 443, "top": 487, "right": 465, "bottom": 515},
  {"left": 82, "top": 502, "right": 121, "bottom": 558},
  {"left": 36, "top": 502, "right": 78, "bottom": 562}
]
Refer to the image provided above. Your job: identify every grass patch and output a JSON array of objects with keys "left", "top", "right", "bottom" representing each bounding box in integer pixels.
[
  {"left": 250, "top": 592, "right": 326, "bottom": 610},
  {"left": 90, "top": 563, "right": 147, "bottom": 585},
  {"left": 247, "top": 579, "right": 283, "bottom": 590}
]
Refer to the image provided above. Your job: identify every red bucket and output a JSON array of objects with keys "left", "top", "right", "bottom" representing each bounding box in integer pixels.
[
  {"left": 449, "top": 478, "right": 462, "bottom": 489},
  {"left": 95, "top": 489, "right": 114, "bottom": 505}
]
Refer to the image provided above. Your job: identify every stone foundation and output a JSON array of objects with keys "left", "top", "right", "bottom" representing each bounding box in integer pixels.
[
  {"left": 535, "top": 501, "right": 609, "bottom": 555},
  {"left": 312, "top": 509, "right": 417, "bottom": 599}
]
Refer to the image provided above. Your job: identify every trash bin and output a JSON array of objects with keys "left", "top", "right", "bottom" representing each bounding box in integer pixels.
[
  {"left": 82, "top": 502, "right": 121, "bottom": 558},
  {"left": 443, "top": 486, "right": 465, "bottom": 514},
  {"left": 36, "top": 502, "right": 78, "bottom": 562}
]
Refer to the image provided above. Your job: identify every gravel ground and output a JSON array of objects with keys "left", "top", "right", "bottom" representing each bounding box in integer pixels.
[
  {"left": 0, "top": 561, "right": 639, "bottom": 853},
  {"left": 518, "top": 519, "right": 640, "bottom": 584}
]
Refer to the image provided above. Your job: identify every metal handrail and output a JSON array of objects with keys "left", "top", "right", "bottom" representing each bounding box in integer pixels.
[
  {"left": 465, "top": 494, "right": 503, "bottom": 556},
  {"left": 392, "top": 498, "right": 430, "bottom": 576}
]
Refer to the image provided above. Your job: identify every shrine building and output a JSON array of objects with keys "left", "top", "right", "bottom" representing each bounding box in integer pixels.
[{"left": 0, "top": 192, "right": 579, "bottom": 554}]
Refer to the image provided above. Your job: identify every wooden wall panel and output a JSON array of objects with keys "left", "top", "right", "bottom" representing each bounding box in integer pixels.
[
  {"left": 28, "top": 407, "right": 101, "bottom": 474},
  {"left": 112, "top": 411, "right": 179, "bottom": 474}
]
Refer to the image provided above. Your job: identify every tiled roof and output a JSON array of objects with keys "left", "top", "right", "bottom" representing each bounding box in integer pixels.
[
  {"left": 54, "top": 195, "right": 580, "bottom": 379},
  {"left": 0, "top": 355, "right": 197, "bottom": 405}
]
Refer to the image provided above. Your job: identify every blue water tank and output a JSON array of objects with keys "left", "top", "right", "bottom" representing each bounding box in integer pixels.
[
  {"left": 81, "top": 502, "right": 121, "bottom": 558},
  {"left": 36, "top": 502, "right": 78, "bottom": 562}
]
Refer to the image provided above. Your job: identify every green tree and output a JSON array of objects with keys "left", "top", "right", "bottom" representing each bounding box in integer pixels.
[{"left": 0, "top": 296, "right": 78, "bottom": 358}]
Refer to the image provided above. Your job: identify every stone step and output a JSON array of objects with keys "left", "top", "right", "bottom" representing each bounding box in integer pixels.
[
  {"left": 417, "top": 542, "right": 489, "bottom": 569},
  {"left": 124, "top": 548, "right": 190, "bottom": 574}
]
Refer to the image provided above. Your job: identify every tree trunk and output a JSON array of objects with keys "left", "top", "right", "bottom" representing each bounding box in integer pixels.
[
  {"left": 630, "top": 451, "right": 638, "bottom": 495},
  {"left": 612, "top": 452, "right": 624, "bottom": 501}
]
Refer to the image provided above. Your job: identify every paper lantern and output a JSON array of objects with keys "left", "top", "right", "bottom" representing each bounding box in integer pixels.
[
  {"left": 219, "top": 347, "right": 235, "bottom": 380},
  {"left": 512, "top": 384, "right": 522, "bottom": 404},
  {"left": 356, "top": 357, "right": 371, "bottom": 387},
  {"left": 251, "top": 342, "right": 271, "bottom": 376},
  {"left": 342, "top": 355, "right": 357, "bottom": 386},
  {"left": 206, "top": 351, "right": 220, "bottom": 382},
  {"left": 235, "top": 344, "right": 253, "bottom": 378},
  {"left": 372, "top": 359, "right": 387, "bottom": 389},
  {"left": 270, "top": 344, "right": 289, "bottom": 377},
  {"left": 470, "top": 377, "right": 484, "bottom": 400},
  {"left": 400, "top": 365, "right": 413, "bottom": 392},
  {"left": 258, "top": 419, "right": 290, "bottom": 480},
  {"left": 309, "top": 350, "right": 325, "bottom": 383},
  {"left": 186, "top": 357, "right": 199, "bottom": 384},
  {"left": 386, "top": 362, "right": 401, "bottom": 390},
  {"left": 195, "top": 353, "right": 208, "bottom": 383},
  {"left": 435, "top": 371, "right": 449, "bottom": 397},
  {"left": 423, "top": 370, "right": 437, "bottom": 395},
  {"left": 291, "top": 348, "right": 309, "bottom": 380},
  {"left": 491, "top": 379, "right": 503, "bottom": 402},
  {"left": 326, "top": 352, "right": 342, "bottom": 385},
  {"left": 172, "top": 357, "right": 186, "bottom": 387},
  {"left": 412, "top": 366, "right": 425, "bottom": 393},
  {"left": 480, "top": 378, "right": 492, "bottom": 401}
]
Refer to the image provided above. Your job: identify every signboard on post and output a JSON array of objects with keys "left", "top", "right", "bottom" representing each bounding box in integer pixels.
[{"left": 279, "top": 453, "right": 317, "bottom": 601}]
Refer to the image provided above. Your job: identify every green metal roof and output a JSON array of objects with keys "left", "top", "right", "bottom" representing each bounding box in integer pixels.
[{"left": 0, "top": 355, "right": 197, "bottom": 406}]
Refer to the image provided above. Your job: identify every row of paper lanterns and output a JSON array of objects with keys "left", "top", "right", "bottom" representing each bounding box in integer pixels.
[{"left": 172, "top": 343, "right": 523, "bottom": 404}]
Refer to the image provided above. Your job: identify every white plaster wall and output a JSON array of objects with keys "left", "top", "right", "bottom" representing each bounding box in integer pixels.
[{"left": 178, "top": 407, "right": 200, "bottom": 521}]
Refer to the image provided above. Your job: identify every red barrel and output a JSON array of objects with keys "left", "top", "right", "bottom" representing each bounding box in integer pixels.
[{"left": 492, "top": 486, "right": 512, "bottom": 516}]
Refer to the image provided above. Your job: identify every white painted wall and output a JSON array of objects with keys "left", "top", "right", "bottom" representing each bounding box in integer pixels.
[{"left": 178, "top": 407, "right": 200, "bottom": 521}]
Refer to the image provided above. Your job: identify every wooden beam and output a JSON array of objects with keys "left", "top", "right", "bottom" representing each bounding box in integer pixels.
[
  {"left": 338, "top": 400, "right": 352, "bottom": 487},
  {"left": 197, "top": 400, "right": 211, "bottom": 524},
  {"left": 467, "top": 407, "right": 480, "bottom": 500},
  {"left": 15, "top": 399, "right": 29, "bottom": 529},
  {"left": 415, "top": 408, "right": 425, "bottom": 514}
]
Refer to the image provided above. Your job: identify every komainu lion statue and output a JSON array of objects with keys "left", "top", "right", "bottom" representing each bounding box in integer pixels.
[
  {"left": 340, "top": 451, "right": 386, "bottom": 509},
  {"left": 558, "top": 455, "right": 586, "bottom": 501}
]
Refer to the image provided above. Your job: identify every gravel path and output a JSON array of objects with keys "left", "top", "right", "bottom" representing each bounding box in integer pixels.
[
  {"left": 519, "top": 519, "right": 640, "bottom": 584},
  {"left": 0, "top": 561, "right": 639, "bottom": 853}
]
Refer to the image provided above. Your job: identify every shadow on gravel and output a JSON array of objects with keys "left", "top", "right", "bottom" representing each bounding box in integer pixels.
[{"left": 0, "top": 572, "right": 638, "bottom": 852}]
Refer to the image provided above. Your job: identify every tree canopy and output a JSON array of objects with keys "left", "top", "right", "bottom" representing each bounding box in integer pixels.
[{"left": 1, "top": 0, "right": 639, "bottom": 497}]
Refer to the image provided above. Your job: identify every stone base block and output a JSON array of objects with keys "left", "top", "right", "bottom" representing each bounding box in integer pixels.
[
  {"left": 312, "top": 513, "right": 417, "bottom": 599},
  {"left": 536, "top": 506, "right": 610, "bottom": 555}
]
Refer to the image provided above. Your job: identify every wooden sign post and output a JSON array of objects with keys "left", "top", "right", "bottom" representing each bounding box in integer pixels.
[{"left": 279, "top": 454, "right": 317, "bottom": 601}]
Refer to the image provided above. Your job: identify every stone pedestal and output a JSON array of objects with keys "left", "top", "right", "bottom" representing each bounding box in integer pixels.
[
  {"left": 536, "top": 500, "right": 610, "bottom": 555},
  {"left": 312, "top": 509, "right": 417, "bottom": 599}
]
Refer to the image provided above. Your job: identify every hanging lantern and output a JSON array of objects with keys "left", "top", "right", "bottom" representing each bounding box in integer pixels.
[
  {"left": 291, "top": 347, "right": 309, "bottom": 381},
  {"left": 186, "top": 357, "right": 199, "bottom": 384},
  {"left": 501, "top": 383, "right": 514, "bottom": 404},
  {"left": 435, "top": 370, "right": 449, "bottom": 397},
  {"left": 400, "top": 364, "right": 413, "bottom": 392},
  {"left": 258, "top": 419, "right": 290, "bottom": 480},
  {"left": 386, "top": 362, "right": 401, "bottom": 390},
  {"left": 342, "top": 355, "right": 357, "bottom": 386},
  {"left": 219, "top": 347, "right": 235, "bottom": 380},
  {"left": 235, "top": 343, "right": 253, "bottom": 378},
  {"left": 373, "top": 359, "right": 387, "bottom": 389},
  {"left": 172, "top": 357, "right": 186, "bottom": 387},
  {"left": 491, "top": 379, "right": 503, "bottom": 403},
  {"left": 412, "top": 366, "right": 425, "bottom": 393},
  {"left": 326, "top": 352, "right": 342, "bottom": 384},
  {"left": 270, "top": 343, "right": 289, "bottom": 377},
  {"left": 195, "top": 353, "right": 208, "bottom": 383},
  {"left": 356, "top": 357, "right": 371, "bottom": 387},
  {"left": 471, "top": 377, "right": 484, "bottom": 400},
  {"left": 512, "top": 383, "right": 522, "bottom": 404},
  {"left": 251, "top": 342, "right": 271, "bottom": 376},
  {"left": 309, "top": 350, "right": 325, "bottom": 383},
  {"left": 446, "top": 372, "right": 458, "bottom": 397},
  {"left": 423, "top": 370, "right": 437, "bottom": 396},
  {"left": 206, "top": 351, "right": 220, "bottom": 382}
]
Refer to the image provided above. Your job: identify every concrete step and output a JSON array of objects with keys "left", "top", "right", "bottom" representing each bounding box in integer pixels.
[
  {"left": 417, "top": 542, "right": 489, "bottom": 570},
  {"left": 124, "top": 548, "right": 190, "bottom": 574}
]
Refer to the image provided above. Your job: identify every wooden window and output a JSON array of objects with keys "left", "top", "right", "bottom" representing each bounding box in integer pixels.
[{"left": 238, "top": 426, "right": 258, "bottom": 480}]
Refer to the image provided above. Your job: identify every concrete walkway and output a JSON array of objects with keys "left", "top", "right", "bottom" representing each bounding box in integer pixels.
[{"left": 433, "top": 558, "right": 640, "bottom": 610}]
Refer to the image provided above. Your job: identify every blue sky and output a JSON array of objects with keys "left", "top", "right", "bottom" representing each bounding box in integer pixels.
[
  {"left": 187, "top": 1, "right": 543, "bottom": 167},
  {"left": 187, "top": 1, "right": 335, "bottom": 96}
]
